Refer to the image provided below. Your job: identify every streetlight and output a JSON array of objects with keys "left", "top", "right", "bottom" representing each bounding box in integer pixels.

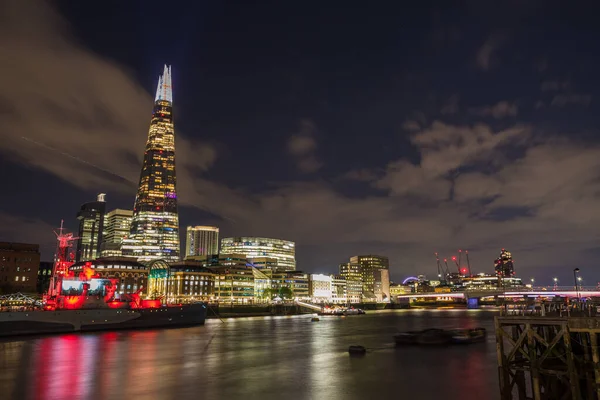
[
  {"left": 553, "top": 277, "right": 558, "bottom": 290},
  {"left": 573, "top": 268, "right": 580, "bottom": 300}
]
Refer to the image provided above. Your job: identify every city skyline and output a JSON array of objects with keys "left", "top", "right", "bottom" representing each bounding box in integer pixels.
[{"left": 1, "top": 1, "right": 600, "bottom": 283}]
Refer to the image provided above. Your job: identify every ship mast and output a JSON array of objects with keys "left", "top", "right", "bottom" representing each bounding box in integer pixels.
[{"left": 47, "top": 220, "right": 78, "bottom": 298}]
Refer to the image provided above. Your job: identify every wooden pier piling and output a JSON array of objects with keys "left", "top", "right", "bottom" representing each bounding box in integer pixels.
[{"left": 496, "top": 314, "right": 600, "bottom": 399}]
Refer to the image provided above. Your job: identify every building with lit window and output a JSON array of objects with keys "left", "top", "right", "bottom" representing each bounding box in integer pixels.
[
  {"left": 100, "top": 208, "right": 133, "bottom": 257},
  {"left": 339, "top": 262, "right": 362, "bottom": 303},
  {"left": 69, "top": 257, "right": 149, "bottom": 296},
  {"left": 310, "top": 274, "right": 332, "bottom": 303},
  {"left": 211, "top": 265, "right": 255, "bottom": 304},
  {"left": 148, "top": 260, "right": 215, "bottom": 302},
  {"left": 0, "top": 242, "right": 40, "bottom": 293},
  {"left": 220, "top": 237, "right": 295, "bottom": 271},
  {"left": 330, "top": 275, "right": 347, "bottom": 304},
  {"left": 122, "top": 65, "right": 180, "bottom": 262},
  {"left": 37, "top": 261, "right": 53, "bottom": 294},
  {"left": 185, "top": 226, "right": 219, "bottom": 258},
  {"left": 350, "top": 255, "right": 389, "bottom": 301},
  {"left": 75, "top": 194, "right": 106, "bottom": 262}
]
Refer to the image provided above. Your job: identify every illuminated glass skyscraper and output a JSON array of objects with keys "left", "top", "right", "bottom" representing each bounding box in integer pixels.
[{"left": 122, "top": 65, "right": 180, "bottom": 262}]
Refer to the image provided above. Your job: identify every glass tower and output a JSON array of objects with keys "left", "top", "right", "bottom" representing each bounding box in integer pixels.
[
  {"left": 75, "top": 194, "right": 106, "bottom": 262},
  {"left": 122, "top": 65, "right": 180, "bottom": 262}
]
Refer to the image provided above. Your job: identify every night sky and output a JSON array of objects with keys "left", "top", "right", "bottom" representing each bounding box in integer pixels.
[{"left": 1, "top": 0, "right": 599, "bottom": 285}]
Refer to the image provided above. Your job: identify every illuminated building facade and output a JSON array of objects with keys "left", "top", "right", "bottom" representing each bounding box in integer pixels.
[
  {"left": 494, "top": 248, "right": 515, "bottom": 277},
  {"left": 70, "top": 257, "right": 149, "bottom": 295},
  {"left": 75, "top": 194, "right": 106, "bottom": 262},
  {"left": 101, "top": 208, "right": 133, "bottom": 257},
  {"left": 0, "top": 242, "right": 40, "bottom": 293},
  {"left": 122, "top": 65, "right": 180, "bottom": 262},
  {"left": 185, "top": 226, "right": 219, "bottom": 258},
  {"left": 330, "top": 275, "right": 347, "bottom": 304},
  {"left": 339, "top": 262, "right": 362, "bottom": 303},
  {"left": 212, "top": 265, "right": 255, "bottom": 304},
  {"left": 146, "top": 260, "right": 214, "bottom": 302},
  {"left": 310, "top": 274, "right": 332, "bottom": 303},
  {"left": 350, "top": 254, "right": 389, "bottom": 301},
  {"left": 221, "top": 237, "right": 295, "bottom": 271}
]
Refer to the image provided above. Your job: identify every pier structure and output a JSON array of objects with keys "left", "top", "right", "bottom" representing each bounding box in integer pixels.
[{"left": 495, "top": 306, "right": 600, "bottom": 399}]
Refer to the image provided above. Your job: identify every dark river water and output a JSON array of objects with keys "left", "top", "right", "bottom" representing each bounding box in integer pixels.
[{"left": 0, "top": 309, "right": 500, "bottom": 400}]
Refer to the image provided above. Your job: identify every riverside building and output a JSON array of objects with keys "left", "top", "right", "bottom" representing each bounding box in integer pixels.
[
  {"left": 220, "top": 237, "right": 295, "bottom": 271},
  {"left": 101, "top": 209, "right": 133, "bottom": 257},
  {"left": 0, "top": 242, "right": 40, "bottom": 293}
]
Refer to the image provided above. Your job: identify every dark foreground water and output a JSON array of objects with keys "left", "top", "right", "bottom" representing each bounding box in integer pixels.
[{"left": 0, "top": 309, "right": 500, "bottom": 400}]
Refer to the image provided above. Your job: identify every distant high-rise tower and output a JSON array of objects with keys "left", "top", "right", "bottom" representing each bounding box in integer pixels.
[
  {"left": 185, "top": 226, "right": 219, "bottom": 258},
  {"left": 75, "top": 194, "right": 106, "bottom": 262},
  {"left": 494, "top": 248, "right": 514, "bottom": 277},
  {"left": 122, "top": 65, "right": 180, "bottom": 262}
]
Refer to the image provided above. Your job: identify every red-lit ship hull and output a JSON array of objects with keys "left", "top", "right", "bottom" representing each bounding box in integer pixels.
[
  {"left": 0, "top": 303, "right": 207, "bottom": 337},
  {"left": 0, "top": 222, "right": 207, "bottom": 338}
]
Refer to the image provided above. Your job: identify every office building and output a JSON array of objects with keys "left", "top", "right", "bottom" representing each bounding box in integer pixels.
[
  {"left": 101, "top": 209, "right": 133, "bottom": 257},
  {"left": 0, "top": 242, "right": 41, "bottom": 293},
  {"left": 339, "top": 262, "right": 362, "bottom": 303},
  {"left": 75, "top": 194, "right": 106, "bottom": 262},
  {"left": 220, "top": 237, "right": 295, "bottom": 271},
  {"left": 350, "top": 255, "right": 389, "bottom": 301},
  {"left": 310, "top": 274, "right": 332, "bottom": 303},
  {"left": 185, "top": 226, "right": 219, "bottom": 258},
  {"left": 122, "top": 65, "right": 180, "bottom": 262},
  {"left": 330, "top": 275, "right": 347, "bottom": 304}
]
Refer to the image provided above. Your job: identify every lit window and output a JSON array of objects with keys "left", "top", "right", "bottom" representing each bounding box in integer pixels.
[{"left": 15, "top": 276, "right": 19, "bottom": 281}]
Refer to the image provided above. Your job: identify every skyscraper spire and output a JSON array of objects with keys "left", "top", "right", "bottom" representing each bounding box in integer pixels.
[
  {"left": 122, "top": 65, "right": 180, "bottom": 262},
  {"left": 154, "top": 64, "right": 172, "bottom": 103}
]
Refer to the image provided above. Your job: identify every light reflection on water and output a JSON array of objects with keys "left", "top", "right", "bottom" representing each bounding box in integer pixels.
[{"left": 0, "top": 310, "right": 500, "bottom": 400}]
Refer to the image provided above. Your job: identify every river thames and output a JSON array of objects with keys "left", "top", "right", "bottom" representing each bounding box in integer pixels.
[{"left": 0, "top": 309, "right": 500, "bottom": 400}]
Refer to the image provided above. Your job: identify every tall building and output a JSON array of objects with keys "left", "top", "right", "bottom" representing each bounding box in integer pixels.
[
  {"left": 339, "top": 262, "right": 362, "bottom": 303},
  {"left": 220, "top": 237, "right": 295, "bottom": 271},
  {"left": 350, "top": 255, "right": 389, "bottom": 301},
  {"left": 122, "top": 65, "right": 180, "bottom": 262},
  {"left": 0, "top": 242, "right": 41, "bottom": 293},
  {"left": 185, "top": 226, "right": 219, "bottom": 258},
  {"left": 100, "top": 209, "right": 133, "bottom": 257},
  {"left": 494, "top": 248, "right": 515, "bottom": 277},
  {"left": 75, "top": 194, "right": 106, "bottom": 262}
]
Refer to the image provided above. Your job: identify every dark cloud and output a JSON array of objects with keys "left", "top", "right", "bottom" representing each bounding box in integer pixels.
[
  {"left": 475, "top": 34, "right": 506, "bottom": 71},
  {"left": 468, "top": 101, "right": 518, "bottom": 119},
  {"left": 550, "top": 94, "right": 592, "bottom": 107},
  {"left": 440, "top": 94, "right": 460, "bottom": 115},
  {"left": 287, "top": 119, "right": 322, "bottom": 173}
]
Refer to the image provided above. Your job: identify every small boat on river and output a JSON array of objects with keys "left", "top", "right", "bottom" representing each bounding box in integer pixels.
[{"left": 394, "top": 327, "right": 486, "bottom": 346}]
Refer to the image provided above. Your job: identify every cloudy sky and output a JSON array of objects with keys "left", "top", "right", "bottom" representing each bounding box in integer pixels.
[{"left": 1, "top": 0, "right": 599, "bottom": 285}]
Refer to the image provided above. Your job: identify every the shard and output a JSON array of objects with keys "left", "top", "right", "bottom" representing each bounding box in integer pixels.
[{"left": 122, "top": 65, "right": 180, "bottom": 262}]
